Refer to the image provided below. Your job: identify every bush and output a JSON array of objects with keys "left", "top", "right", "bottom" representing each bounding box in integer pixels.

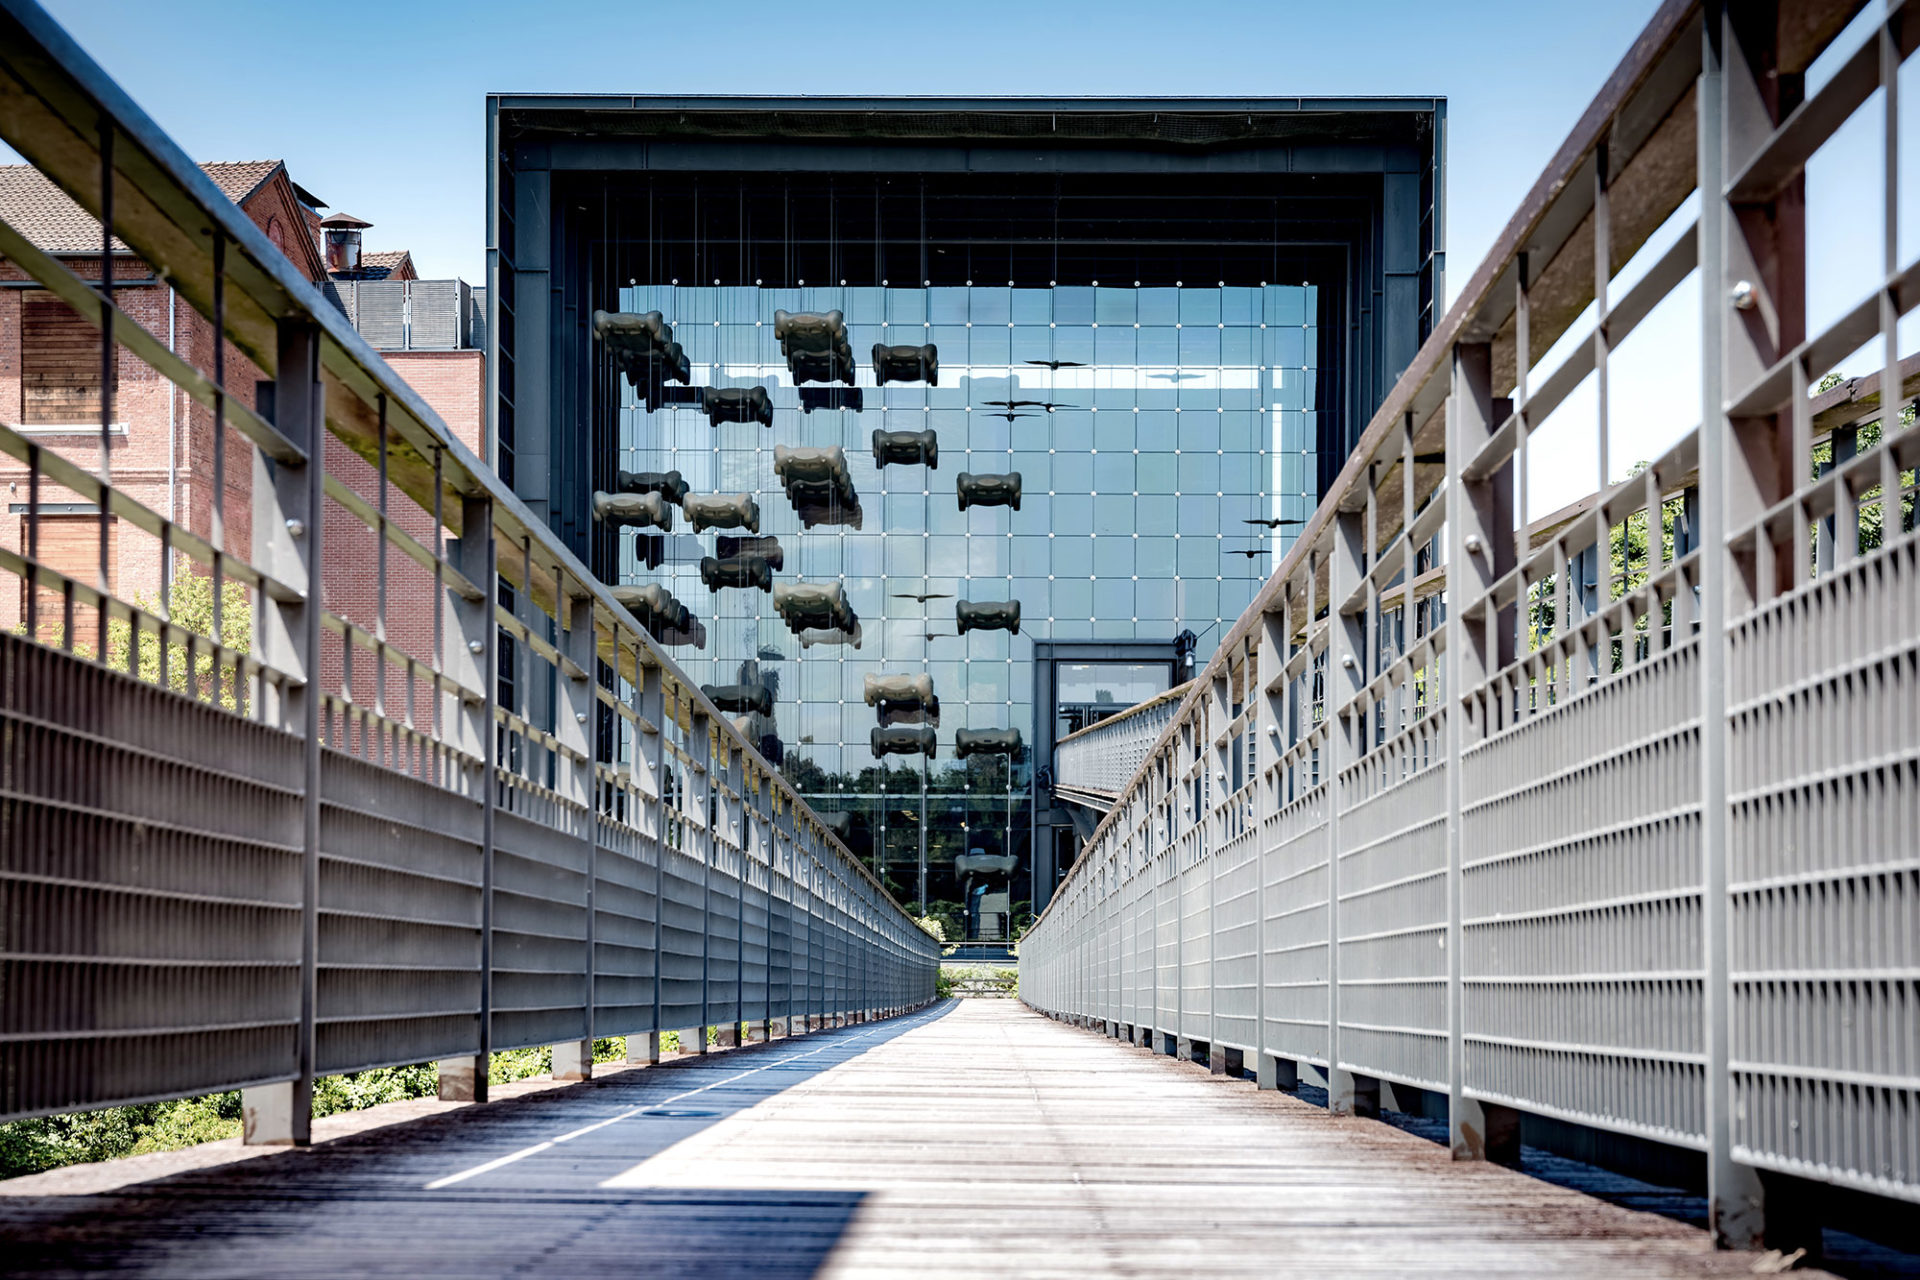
[
  {"left": 1, "top": 1037, "right": 643, "bottom": 1180},
  {"left": 0, "top": 1093, "right": 243, "bottom": 1179},
  {"left": 312, "top": 1064, "right": 440, "bottom": 1117},
  {"left": 936, "top": 965, "right": 1019, "bottom": 1000}
]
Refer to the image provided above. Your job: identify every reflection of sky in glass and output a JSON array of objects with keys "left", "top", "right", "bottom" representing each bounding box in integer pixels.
[
  {"left": 617, "top": 283, "right": 1315, "bottom": 921},
  {"left": 1056, "top": 662, "right": 1171, "bottom": 707}
]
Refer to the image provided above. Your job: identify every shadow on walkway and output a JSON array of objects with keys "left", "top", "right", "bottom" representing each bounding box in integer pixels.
[{"left": 0, "top": 1005, "right": 955, "bottom": 1279}]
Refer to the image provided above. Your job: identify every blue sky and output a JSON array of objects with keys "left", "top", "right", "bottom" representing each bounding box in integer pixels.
[
  {"left": 44, "top": 0, "right": 1655, "bottom": 291},
  {"left": 39, "top": 0, "right": 1914, "bottom": 515}
]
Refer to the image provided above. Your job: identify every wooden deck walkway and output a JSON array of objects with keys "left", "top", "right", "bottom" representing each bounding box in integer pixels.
[{"left": 0, "top": 1000, "right": 1824, "bottom": 1278}]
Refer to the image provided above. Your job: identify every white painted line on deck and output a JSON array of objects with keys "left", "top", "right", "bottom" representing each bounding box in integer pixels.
[{"left": 422, "top": 1023, "right": 900, "bottom": 1190}]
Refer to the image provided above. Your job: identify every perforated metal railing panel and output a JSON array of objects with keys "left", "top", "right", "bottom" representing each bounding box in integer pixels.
[
  {"left": 1725, "top": 538, "right": 1920, "bottom": 1197},
  {"left": 1022, "top": 0, "right": 1920, "bottom": 1234}
]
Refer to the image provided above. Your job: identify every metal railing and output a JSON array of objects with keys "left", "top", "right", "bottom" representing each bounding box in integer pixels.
[
  {"left": 0, "top": 0, "right": 937, "bottom": 1140},
  {"left": 1020, "top": 0, "right": 1918, "bottom": 1246},
  {"left": 1054, "top": 682, "right": 1192, "bottom": 804}
]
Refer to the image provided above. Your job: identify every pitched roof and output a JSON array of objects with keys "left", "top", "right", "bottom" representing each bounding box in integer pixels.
[
  {"left": 0, "top": 165, "right": 129, "bottom": 253},
  {"left": 356, "top": 249, "right": 415, "bottom": 281},
  {"left": 200, "top": 160, "right": 284, "bottom": 206},
  {"left": 0, "top": 160, "right": 286, "bottom": 254}
]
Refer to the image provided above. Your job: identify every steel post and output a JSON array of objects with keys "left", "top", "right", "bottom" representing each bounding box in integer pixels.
[{"left": 240, "top": 320, "right": 324, "bottom": 1146}]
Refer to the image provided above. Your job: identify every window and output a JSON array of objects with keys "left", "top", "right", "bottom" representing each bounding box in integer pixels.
[
  {"left": 21, "top": 290, "right": 112, "bottom": 426},
  {"left": 17, "top": 511, "right": 115, "bottom": 641}
]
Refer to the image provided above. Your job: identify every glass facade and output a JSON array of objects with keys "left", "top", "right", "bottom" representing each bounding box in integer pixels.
[{"left": 614, "top": 281, "right": 1317, "bottom": 940}]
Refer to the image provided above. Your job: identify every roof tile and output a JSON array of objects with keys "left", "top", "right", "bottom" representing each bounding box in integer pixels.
[{"left": 0, "top": 160, "right": 284, "bottom": 254}]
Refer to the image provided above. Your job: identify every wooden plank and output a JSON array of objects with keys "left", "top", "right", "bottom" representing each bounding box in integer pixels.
[
  {"left": 0, "top": 1002, "right": 1839, "bottom": 1276},
  {"left": 20, "top": 290, "right": 109, "bottom": 424}
]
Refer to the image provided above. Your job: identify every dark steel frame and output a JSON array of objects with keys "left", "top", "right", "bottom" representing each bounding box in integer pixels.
[{"left": 484, "top": 95, "right": 1445, "bottom": 562}]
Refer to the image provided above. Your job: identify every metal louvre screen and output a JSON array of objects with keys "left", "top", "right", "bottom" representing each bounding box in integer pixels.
[
  {"left": 315, "top": 752, "right": 485, "bottom": 1075},
  {"left": 1460, "top": 643, "right": 1706, "bottom": 1146},
  {"left": 1263, "top": 787, "right": 1330, "bottom": 1066},
  {"left": 656, "top": 839, "right": 709, "bottom": 1031},
  {"left": 1726, "top": 537, "right": 1920, "bottom": 1195},
  {"left": 591, "top": 814, "right": 661, "bottom": 1034},
  {"left": 352, "top": 281, "right": 407, "bottom": 350},
  {"left": 0, "top": 634, "right": 305, "bottom": 1118},
  {"left": 1338, "top": 736, "right": 1447, "bottom": 1093},
  {"left": 1020, "top": 0, "right": 1920, "bottom": 1235},
  {"left": 489, "top": 803, "right": 594, "bottom": 1052},
  {"left": 408, "top": 280, "right": 465, "bottom": 351}
]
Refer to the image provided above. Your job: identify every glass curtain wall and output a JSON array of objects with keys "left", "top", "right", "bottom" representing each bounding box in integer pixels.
[{"left": 618, "top": 281, "right": 1316, "bottom": 939}]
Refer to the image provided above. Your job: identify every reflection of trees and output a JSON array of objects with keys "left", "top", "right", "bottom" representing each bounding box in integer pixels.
[
  {"left": 742, "top": 658, "right": 780, "bottom": 704},
  {"left": 782, "top": 739, "right": 1032, "bottom": 934},
  {"left": 921, "top": 900, "right": 966, "bottom": 942}
]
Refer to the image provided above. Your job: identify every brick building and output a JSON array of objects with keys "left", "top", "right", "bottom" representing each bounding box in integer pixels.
[{"left": 0, "top": 160, "right": 484, "bottom": 730}]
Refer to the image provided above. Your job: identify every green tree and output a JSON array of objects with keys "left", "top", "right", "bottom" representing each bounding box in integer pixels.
[
  {"left": 1809, "top": 370, "right": 1916, "bottom": 559},
  {"left": 107, "top": 570, "right": 253, "bottom": 710}
]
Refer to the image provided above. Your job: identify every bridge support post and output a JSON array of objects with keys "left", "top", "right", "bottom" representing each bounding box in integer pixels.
[
  {"left": 445, "top": 475, "right": 499, "bottom": 1108},
  {"left": 1324, "top": 508, "right": 1366, "bottom": 1126},
  {"left": 1330, "top": 1070, "right": 1377, "bottom": 1118},
  {"left": 1256, "top": 1053, "right": 1297, "bottom": 1092},
  {"left": 1700, "top": 4, "right": 1786, "bottom": 1250},
  {"left": 691, "top": 710, "right": 715, "bottom": 1057},
  {"left": 241, "top": 320, "right": 328, "bottom": 1148},
  {"left": 713, "top": 1024, "right": 739, "bottom": 1048},
  {"left": 437, "top": 1056, "right": 486, "bottom": 1100},
  {"left": 241, "top": 1083, "right": 307, "bottom": 1147},
  {"left": 1452, "top": 1099, "right": 1520, "bottom": 1164},
  {"left": 552, "top": 1040, "right": 593, "bottom": 1081},
  {"left": 632, "top": 665, "right": 667, "bottom": 1077},
  {"left": 1328, "top": 1068, "right": 1356, "bottom": 1113},
  {"left": 1444, "top": 336, "right": 1501, "bottom": 1160},
  {"left": 556, "top": 585, "right": 599, "bottom": 1079}
]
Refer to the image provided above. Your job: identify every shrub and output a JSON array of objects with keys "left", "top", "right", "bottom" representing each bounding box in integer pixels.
[{"left": 1, "top": 1037, "right": 642, "bottom": 1180}]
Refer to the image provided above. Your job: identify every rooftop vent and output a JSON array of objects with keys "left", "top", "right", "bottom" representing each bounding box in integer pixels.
[{"left": 320, "top": 211, "right": 370, "bottom": 274}]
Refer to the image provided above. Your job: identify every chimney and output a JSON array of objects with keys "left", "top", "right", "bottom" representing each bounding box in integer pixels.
[{"left": 320, "top": 211, "right": 372, "bottom": 274}]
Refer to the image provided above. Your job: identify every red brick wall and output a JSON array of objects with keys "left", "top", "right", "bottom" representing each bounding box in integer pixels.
[
  {"left": 319, "top": 349, "right": 486, "bottom": 744},
  {"left": 0, "top": 267, "right": 260, "bottom": 637},
  {"left": 382, "top": 350, "right": 486, "bottom": 458},
  {"left": 0, "top": 180, "right": 490, "bottom": 769}
]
